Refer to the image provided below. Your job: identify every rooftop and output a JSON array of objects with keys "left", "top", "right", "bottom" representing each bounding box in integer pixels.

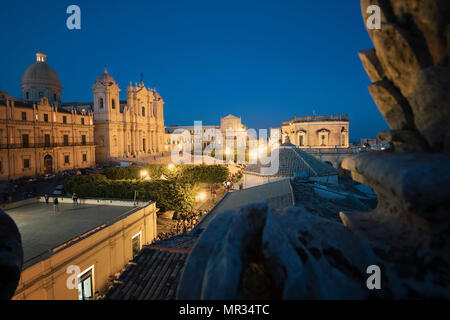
[
  {"left": 5, "top": 202, "right": 138, "bottom": 268},
  {"left": 283, "top": 114, "right": 349, "bottom": 125},
  {"left": 104, "top": 177, "right": 376, "bottom": 300},
  {"left": 192, "top": 179, "right": 294, "bottom": 233},
  {"left": 244, "top": 143, "right": 338, "bottom": 177},
  {"left": 104, "top": 235, "right": 198, "bottom": 300}
]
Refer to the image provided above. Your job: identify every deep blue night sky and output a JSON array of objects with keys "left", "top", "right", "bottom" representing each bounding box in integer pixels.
[{"left": 0, "top": 0, "right": 388, "bottom": 141}]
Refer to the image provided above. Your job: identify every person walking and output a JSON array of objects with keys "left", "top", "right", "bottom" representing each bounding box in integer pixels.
[
  {"left": 72, "top": 193, "right": 79, "bottom": 206},
  {"left": 53, "top": 197, "right": 59, "bottom": 213},
  {"left": 44, "top": 194, "right": 49, "bottom": 205}
]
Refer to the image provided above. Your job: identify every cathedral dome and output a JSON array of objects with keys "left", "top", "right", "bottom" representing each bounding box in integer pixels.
[
  {"left": 96, "top": 67, "right": 116, "bottom": 86},
  {"left": 21, "top": 52, "right": 62, "bottom": 89}
]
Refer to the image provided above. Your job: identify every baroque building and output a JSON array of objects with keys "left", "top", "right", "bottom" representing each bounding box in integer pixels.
[
  {"left": 0, "top": 93, "right": 95, "bottom": 180},
  {"left": 0, "top": 51, "right": 167, "bottom": 180},
  {"left": 281, "top": 114, "right": 349, "bottom": 148},
  {"left": 89, "top": 68, "right": 165, "bottom": 162},
  {"left": 0, "top": 52, "right": 96, "bottom": 180},
  {"left": 165, "top": 114, "right": 247, "bottom": 152}
]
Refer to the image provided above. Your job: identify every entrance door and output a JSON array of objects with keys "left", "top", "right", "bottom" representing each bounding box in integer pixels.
[{"left": 44, "top": 155, "right": 53, "bottom": 174}]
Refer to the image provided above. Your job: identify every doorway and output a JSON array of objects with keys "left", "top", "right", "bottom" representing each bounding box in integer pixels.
[{"left": 44, "top": 154, "right": 53, "bottom": 174}]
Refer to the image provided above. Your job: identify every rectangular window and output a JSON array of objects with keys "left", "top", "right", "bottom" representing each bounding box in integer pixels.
[
  {"left": 132, "top": 232, "right": 142, "bottom": 258},
  {"left": 63, "top": 116, "right": 67, "bottom": 124},
  {"left": 81, "top": 135, "right": 86, "bottom": 146},
  {"left": 82, "top": 154, "right": 87, "bottom": 162},
  {"left": 23, "top": 158, "right": 30, "bottom": 169},
  {"left": 63, "top": 135, "right": 69, "bottom": 146},
  {"left": 21, "top": 112, "right": 27, "bottom": 121},
  {"left": 78, "top": 267, "right": 94, "bottom": 300},
  {"left": 64, "top": 155, "right": 70, "bottom": 164},
  {"left": 44, "top": 114, "right": 49, "bottom": 122},
  {"left": 81, "top": 118, "right": 85, "bottom": 125},
  {"left": 22, "top": 134, "right": 29, "bottom": 148},
  {"left": 44, "top": 134, "right": 51, "bottom": 147}
]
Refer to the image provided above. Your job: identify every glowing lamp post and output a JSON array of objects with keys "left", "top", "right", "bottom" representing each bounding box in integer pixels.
[
  {"left": 196, "top": 192, "right": 207, "bottom": 202},
  {"left": 140, "top": 170, "right": 149, "bottom": 180}
]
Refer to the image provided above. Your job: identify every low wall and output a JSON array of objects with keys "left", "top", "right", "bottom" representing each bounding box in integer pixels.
[
  {"left": 38, "top": 196, "right": 147, "bottom": 207},
  {"left": 1, "top": 197, "right": 147, "bottom": 211},
  {"left": 0, "top": 197, "right": 40, "bottom": 210},
  {"left": 12, "top": 201, "right": 158, "bottom": 300}
]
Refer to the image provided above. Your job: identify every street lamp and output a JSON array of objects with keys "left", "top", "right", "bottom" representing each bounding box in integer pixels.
[
  {"left": 196, "top": 192, "right": 207, "bottom": 202},
  {"left": 140, "top": 170, "right": 148, "bottom": 180},
  {"left": 168, "top": 163, "right": 175, "bottom": 171}
]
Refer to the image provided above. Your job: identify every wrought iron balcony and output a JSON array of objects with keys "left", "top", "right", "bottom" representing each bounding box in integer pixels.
[{"left": 0, "top": 142, "right": 95, "bottom": 149}]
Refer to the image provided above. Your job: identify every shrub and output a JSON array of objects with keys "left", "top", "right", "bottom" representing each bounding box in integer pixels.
[
  {"left": 63, "top": 176, "right": 194, "bottom": 213},
  {"left": 103, "top": 164, "right": 229, "bottom": 185},
  {"left": 103, "top": 166, "right": 140, "bottom": 180},
  {"left": 178, "top": 165, "right": 229, "bottom": 184}
]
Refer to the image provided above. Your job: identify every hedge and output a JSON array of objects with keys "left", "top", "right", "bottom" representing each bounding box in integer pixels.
[
  {"left": 64, "top": 177, "right": 195, "bottom": 213},
  {"left": 103, "top": 164, "right": 229, "bottom": 184}
]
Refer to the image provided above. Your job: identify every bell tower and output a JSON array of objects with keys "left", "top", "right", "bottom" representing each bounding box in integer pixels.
[{"left": 92, "top": 67, "right": 120, "bottom": 122}]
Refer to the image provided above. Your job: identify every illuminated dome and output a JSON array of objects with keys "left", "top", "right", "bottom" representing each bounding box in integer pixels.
[
  {"left": 21, "top": 52, "right": 62, "bottom": 105},
  {"left": 96, "top": 67, "right": 116, "bottom": 86}
]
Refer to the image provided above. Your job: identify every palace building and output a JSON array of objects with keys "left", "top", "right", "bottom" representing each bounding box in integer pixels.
[
  {"left": 281, "top": 114, "right": 350, "bottom": 148},
  {"left": 0, "top": 52, "right": 95, "bottom": 180},
  {"left": 165, "top": 114, "right": 247, "bottom": 152}
]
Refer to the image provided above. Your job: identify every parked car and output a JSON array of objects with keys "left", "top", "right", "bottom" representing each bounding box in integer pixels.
[{"left": 52, "top": 190, "right": 63, "bottom": 196}]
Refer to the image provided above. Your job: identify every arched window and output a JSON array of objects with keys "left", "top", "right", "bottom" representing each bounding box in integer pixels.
[
  {"left": 142, "top": 107, "right": 146, "bottom": 117},
  {"left": 99, "top": 98, "right": 104, "bottom": 109},
  {"left": 112, "top": 99, "right": 116, "bottom": 109}
]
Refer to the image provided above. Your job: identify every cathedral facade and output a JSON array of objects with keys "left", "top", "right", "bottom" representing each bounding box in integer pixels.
[{"left": 89, "top": 68, "right": 165, "bottom": 163}]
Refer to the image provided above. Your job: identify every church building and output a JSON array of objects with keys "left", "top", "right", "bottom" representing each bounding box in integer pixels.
[{"left": 87, "top": 68, "right": 165, "bottom": 162}]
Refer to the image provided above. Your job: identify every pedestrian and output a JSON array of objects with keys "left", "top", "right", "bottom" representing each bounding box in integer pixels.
[
  {"left": 53, "top": 197, "right": 59, "bottom": 212},
  {"left": 44, "top": 194, "right": 49, "bottom": 204},
  {"left": 72, "top": 192, "right": 78, "bottom": 206}
]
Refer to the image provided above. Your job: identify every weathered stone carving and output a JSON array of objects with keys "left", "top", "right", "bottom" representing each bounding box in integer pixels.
[
  {"left": 0, "top": 210, "right": 23, "bottom": 300},
  {"left": 177, "top": 0, "right": 450, "bottom": 299},
  {"left": 360, "top": 0, "right": 450, "bottom": 152}
]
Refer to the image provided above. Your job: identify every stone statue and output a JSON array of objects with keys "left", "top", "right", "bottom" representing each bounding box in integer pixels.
[
  {"left": 177, "top": 0, "right": 450, "bottom": 299},
  {"left": 0, "top": 209, "right": 23, "bottom": 300}
]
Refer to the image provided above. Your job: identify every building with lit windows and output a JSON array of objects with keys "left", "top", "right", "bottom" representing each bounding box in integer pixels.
[
  {"left": 281, "top": 114, "right": 350, "bottom": 148},
  {"left": 0, "top": 52, "right": 95, "bottom": 180}
]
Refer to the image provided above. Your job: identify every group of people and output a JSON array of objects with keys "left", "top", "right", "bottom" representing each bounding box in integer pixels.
[{"left": 44, "top": 192, "right": 79, "bottom": 213}]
